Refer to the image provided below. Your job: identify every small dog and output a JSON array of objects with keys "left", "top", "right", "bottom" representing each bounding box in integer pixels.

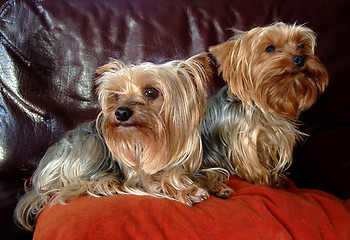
[
  {"left": 200, "top": 23, "right": 328, "bottom": 188},
  {"left": 15, "top": 52, "right": 232, "bottom": 231}
]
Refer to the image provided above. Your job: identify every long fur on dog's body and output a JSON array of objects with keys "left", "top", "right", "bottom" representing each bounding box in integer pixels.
[
  {"left": 200, "top": 23, "right": 328, "bottom": 188},
  {"left": 201, "top": 86, "right": 303, "bottom": 186},
  {"left": 15, "top": 120, "right": 123, "bottom": 230},
  {"left": 15, "top": 53, "right": 233, "bottom": 231}
]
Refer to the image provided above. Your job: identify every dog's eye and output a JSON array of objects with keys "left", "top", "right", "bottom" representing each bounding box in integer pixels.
[
  {"left": 144, "top": 87, "right": 159, "bottom": 99},
  {"left": 115, "top": 93, "right": 120, "bottom": 101},
  {"left": 297, "top": 43, "right": 305, "bottom": 49},
  {"left": 265, "top": 45, "right": 276, "bottom": 53}
]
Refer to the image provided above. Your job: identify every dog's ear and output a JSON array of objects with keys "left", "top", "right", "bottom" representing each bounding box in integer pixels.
[
  {"left": 95, "top": 59, "right": 125, "bottom": 97},
  {"left": 187, "top": 52, "right": 216, "bottom": 86},
  {"left": 209, "top": 41, "right": 235, "bottom": 68},
  {"left": 95, "top": 58, "right": 124, "bottom": 76}
]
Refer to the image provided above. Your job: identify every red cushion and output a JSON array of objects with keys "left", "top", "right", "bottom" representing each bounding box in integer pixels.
[{"left": 34, "top": 176, "right": 350, "bottom": 239}]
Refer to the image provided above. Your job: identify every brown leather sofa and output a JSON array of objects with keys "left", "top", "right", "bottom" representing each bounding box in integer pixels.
[{"left": 1, "top": 0, "right": 349, "bottom": 239}]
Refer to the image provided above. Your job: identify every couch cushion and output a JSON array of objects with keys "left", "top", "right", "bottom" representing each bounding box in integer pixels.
[{"left": 33, "top": 177, "right": 350, "bottom": 240}]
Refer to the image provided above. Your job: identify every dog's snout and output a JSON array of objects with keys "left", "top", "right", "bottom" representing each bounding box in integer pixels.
[
  {"left": 115, "top": 107, "right": 133, "bottom": 122},
  {"left": 292, "top": 55, "right": 306, "bottom": 68}
]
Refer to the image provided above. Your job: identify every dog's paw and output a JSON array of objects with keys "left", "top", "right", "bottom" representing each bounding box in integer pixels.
[
  {"left": 214, "top": 186, "right": 234, "bottom": 199},
  {"left": 208, "top": 182, "right": 234, "bottom": 199},
  {"left": 187, "top": 187, "right": 209, "bottom": 206}
]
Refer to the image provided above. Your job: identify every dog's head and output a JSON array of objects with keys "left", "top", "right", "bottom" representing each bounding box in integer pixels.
[
  {"left": 210, "top": 22, "right": 328, "bottom": 118},
  {"left": 95, "top": 53, "right": 213, "bottom": 174}
]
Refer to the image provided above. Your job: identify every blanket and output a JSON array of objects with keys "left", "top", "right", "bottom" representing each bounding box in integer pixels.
[{"left": 33, "top": 176, "right": 350, "bottom": 239}]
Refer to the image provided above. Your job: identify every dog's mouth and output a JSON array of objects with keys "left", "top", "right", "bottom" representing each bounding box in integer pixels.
[
  {"left": 114, "top": 122, "right": 141, "bottom": 128},
  {"left": 285, "top": 69, "right": 307, "bottom": 79},
  {"left": 114, "top": 120, "right": 154, "bottom": 132},
  {"left": 275, "top": 62, "right": 315, "bottom": 81}
]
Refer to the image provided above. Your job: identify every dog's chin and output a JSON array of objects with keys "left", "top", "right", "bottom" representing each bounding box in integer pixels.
[
  {"left": 236, "top": 58, "right": 326, "bottom": 118},
  {"left": 254, "top": 70, "right": 321, "bottom": 118},
  {"left": 112, "top": 121, "right": 161, "bottom": 141},
  {"left": 102, "top": 119, "right": 169, "bottom": 174}
]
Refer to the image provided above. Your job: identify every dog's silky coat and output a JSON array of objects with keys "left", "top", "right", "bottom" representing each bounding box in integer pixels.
[
  {"left": 200, "top": 23, "right": 328, "bottom": 188},
  {"left": 15, "top": 53, "right": 232, "bottom": 231}
]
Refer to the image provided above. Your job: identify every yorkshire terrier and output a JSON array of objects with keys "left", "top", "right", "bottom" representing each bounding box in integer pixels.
[
  {"left": 15, "top": 52, "right": 232, "bottom": 231},
  {"left": 200, "top": 22, "right": 328, "bottom": 188}
]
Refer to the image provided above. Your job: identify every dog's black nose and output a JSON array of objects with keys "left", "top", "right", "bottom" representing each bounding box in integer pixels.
[
  {"left": 292, "top": 55, "right": 306, "bottom": 68},
  {"left": 115, "top": 107, "right": 133, "bottom": 122}
]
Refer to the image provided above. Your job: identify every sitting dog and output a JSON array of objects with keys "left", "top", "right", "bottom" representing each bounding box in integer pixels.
[
  {"left": 15, "top": 52, "right": 232, "bottom": 231},
  {"left": 200, "top": 22, "right": 328, "bottom": 188}
]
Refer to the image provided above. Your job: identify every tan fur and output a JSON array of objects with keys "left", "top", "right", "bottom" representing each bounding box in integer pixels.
[
  {"left": 211, "top": 23, "right": 327, "bottom": 118},
  {"left": 201, "top": 22, "right": 328, "bottom": 187},
  {"left": 14, "top": 52, "right": 233, "bottom": 231}
]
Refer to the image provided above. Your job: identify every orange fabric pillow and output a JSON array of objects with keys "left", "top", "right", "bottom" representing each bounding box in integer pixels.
[{"left": 34, "top": 176, "right": 350, "bottom": 239}]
